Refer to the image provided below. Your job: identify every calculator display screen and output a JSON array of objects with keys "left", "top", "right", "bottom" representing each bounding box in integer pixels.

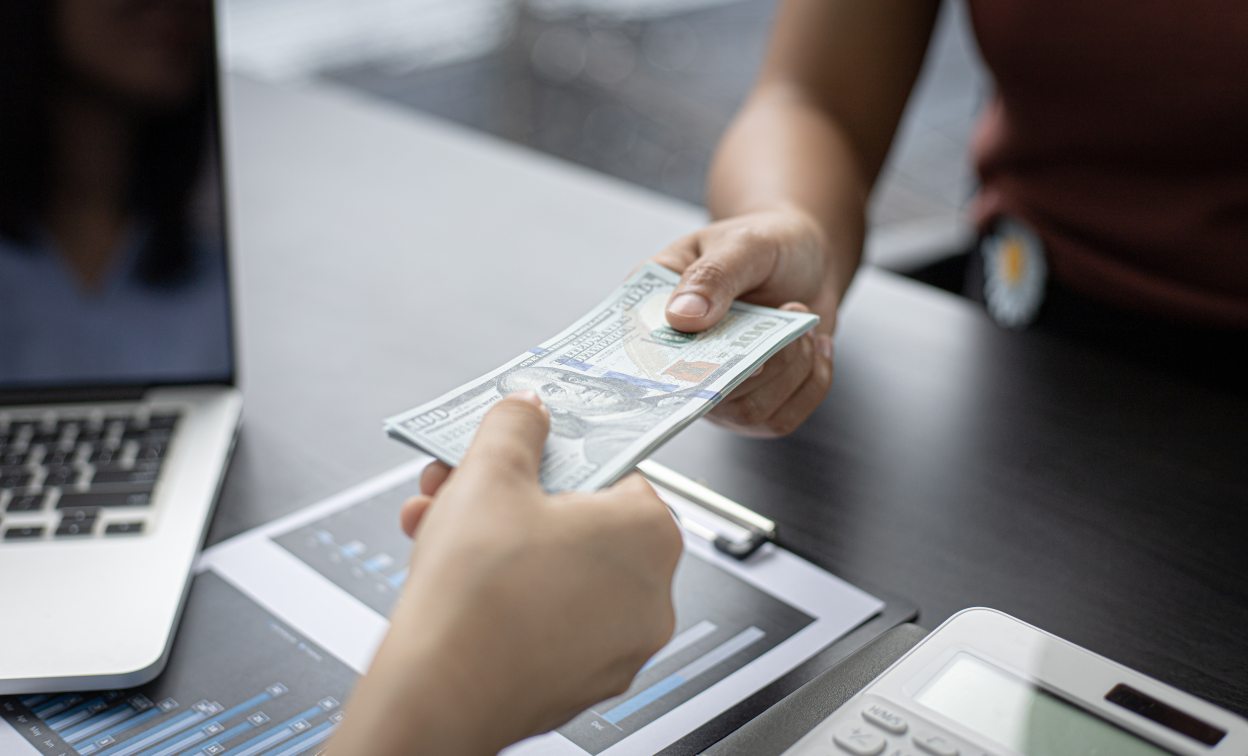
[{"left": 915, "top": 654, "right": 1171, "bottom": 756}]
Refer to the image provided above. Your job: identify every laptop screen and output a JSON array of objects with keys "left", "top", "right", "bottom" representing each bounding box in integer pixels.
[{"left": 0, "top": 1, "right": 234, "bottom": 393}]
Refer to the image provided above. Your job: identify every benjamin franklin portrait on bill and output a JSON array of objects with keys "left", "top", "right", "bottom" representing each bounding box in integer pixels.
[{"left": 496, "top": 366, "right": 715, "bottom": 465}]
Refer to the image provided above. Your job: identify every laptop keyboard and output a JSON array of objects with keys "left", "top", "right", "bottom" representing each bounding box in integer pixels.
[{"left": 0, "top": 408, "right": 180, "bottom": 543}]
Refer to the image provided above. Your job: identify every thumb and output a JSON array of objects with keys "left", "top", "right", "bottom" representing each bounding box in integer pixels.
[
  {"left": 459, "top": 391, "right": 551, "bottom": 484},
  {"left": 665, "top": 235, "right": 777, "bottom": 333}
]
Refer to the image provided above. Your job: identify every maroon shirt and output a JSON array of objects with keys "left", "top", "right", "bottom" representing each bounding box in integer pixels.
[{"left": 966, "top": 1, "right": 1248, "bottom": 327}]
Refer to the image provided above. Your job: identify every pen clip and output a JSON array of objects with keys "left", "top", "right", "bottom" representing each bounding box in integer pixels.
[{"left": 637, "top": 460, "right": 776, "bottom": 560}]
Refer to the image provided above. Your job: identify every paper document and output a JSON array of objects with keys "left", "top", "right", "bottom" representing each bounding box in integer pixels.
[
  {"left": 386, "top": 263, "right": 818, "bottom": 492},
  {"left": 0, "top": 461, "right": 882, "bottom": 756}
]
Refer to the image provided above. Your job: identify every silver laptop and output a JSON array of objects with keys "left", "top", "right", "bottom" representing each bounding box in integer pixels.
[{"left": 0, "top": 1, "right": 242, "bottom": 693}]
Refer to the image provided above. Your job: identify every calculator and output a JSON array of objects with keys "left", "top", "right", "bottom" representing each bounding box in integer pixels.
[{"left": 782, "top": 608, "right": 1248, "bottom": 756}]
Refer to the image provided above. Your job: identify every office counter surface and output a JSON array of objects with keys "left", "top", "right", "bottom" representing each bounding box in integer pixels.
[{"left": 211, "top": 77, "right": 1248, "bottom": 721}]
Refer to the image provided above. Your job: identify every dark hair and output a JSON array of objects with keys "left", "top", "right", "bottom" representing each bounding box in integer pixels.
[{"left": 0, "top": 0, "right": 215, "bottom": 287}]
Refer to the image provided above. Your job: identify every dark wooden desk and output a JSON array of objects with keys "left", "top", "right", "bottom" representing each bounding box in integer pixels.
[{"left": 213, "top": 77, "right": 1248, "bottom": 722}]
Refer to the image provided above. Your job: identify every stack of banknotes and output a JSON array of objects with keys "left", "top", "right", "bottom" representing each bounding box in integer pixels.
[{"left": 384, "top": 263, "right": 818, "bottom": 492}]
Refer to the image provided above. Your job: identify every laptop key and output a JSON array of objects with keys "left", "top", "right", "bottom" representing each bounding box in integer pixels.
[
  {"left": 41, "top": 448, "right": 76, "bottom": 466},
  {"left": 55, "top": 519, "right": 96, "bottom": 538},
  {"left": 30, "top": 432, "right": 60, "bottom": 447},
  {"left": 57, "top": 491, "right": 151, "bottom": 508},
  {"left": 148, "top": 413, "right": 179, "bottom": 429},
  {"left": 105, "top": 522, "right": 145, "bottom": 536},
  {"left": 4, "top": 525, "right": 44, "bottom": 540},
  {"left": 4, "top": 493, "right": 45, "bottom": 513},
  {"left": 0, "top": 471, "right": 32, "bottom": 489},
  {"left": 42, "top": 467, "right": 79, "bottom": 487},
  {"left": 88, "top": 447, "right": 121, "bottom": 465},
  {"left": 136, "top": 443, "right": 168, "bottom": 462},
  {"left": 76, "top": 428, "right": 104, "bottom": 444},
  {"left": 1, "top": 451, "right": 29, "bottom": 467},
  {"left": 61, "top": 507, "right": 100, "bottom": 522},
  {"left": 90, "top": 468, "right": 159, "bottom": 486}
]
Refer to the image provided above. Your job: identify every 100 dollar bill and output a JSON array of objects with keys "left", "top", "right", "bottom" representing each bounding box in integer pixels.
[{"left": 384, "top": 263, "right": 818, "bottom": 491}]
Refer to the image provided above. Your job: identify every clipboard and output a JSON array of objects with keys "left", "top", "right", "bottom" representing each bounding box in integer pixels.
[{"left": 635, "top": 461, "right": 920, "bottom": 755}]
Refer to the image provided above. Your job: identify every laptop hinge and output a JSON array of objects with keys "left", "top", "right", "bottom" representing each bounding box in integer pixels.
[{"left": 0, "top": 385, "right": 148, "bottom": 407}]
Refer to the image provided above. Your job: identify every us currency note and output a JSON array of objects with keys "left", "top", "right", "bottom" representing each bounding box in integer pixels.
[{"left": 384, "top": 263, "right": 818, "bottom": 492}]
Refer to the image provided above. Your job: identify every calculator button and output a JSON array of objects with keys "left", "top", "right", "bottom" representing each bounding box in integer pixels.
[
  {"left": 834, "top": 725, "right": 886, "bottom": 756},
  {"left": 913, "top": 734, "right": 959, "bottom": 756},
  {"left": 862, "top": 703, "right": 908, "bottom": 734}
]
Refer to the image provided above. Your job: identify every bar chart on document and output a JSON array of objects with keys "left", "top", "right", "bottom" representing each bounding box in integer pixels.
[
  {"left": 0, "top": 573, "right": 356, "bottom": 756},
  {"left": 271, "top": 479, "right": 421, "bottom": 616},
  {"left": 558, "top": 553, "right": 814, "bottom": 754},
  {"left": 269, "top": 478, "right": 821, "bottom": 754}
]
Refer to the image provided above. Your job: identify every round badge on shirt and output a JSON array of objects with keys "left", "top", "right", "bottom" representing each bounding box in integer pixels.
[{"left": 981, "top": 217, "right": 1048, "bottom": 329}]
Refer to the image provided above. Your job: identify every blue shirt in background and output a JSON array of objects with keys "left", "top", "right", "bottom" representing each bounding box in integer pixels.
[{"left": 0, "top": 228, "right": 232, "bottom": 388}]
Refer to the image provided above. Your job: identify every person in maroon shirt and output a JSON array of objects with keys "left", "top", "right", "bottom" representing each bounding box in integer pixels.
[{"left": 651, "top": 0, "right": 1248, "bottom": 437}]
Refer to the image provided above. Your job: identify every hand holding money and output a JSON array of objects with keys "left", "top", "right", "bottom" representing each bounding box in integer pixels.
[
  {"left": 654, "top": 207, "right": 842, "bottom": 437},
  {"left": 385, "top": 263, "right": 818, "bottom": 492}
]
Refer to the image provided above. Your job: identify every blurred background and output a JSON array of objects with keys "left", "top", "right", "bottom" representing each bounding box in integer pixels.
[{"left": 220, "top": 0, "right": 986, "bottom": 273}]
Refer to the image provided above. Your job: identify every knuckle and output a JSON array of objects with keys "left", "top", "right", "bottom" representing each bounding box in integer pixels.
[
  {"left": 490, "top": 451, "right": 533, "bottom": 480},
  {"left": 654, "top": 235, "right": 699, "bottom": 270},
  {"left": 621, "top": 473, "right": 655, "bottom": 496},
  {"left": 765, "top": 410, "right": 801, "bottom": 437},
  {"left": 735, "top": 394, "right": 770, "bottom": 427},
  {"left": 723, "top": 224, "right": 767, "bottom": 250},
  {"left": 684, "top": 258, "right": 734, "bottom": 293},
  {"left": 816, "top": 356, "right": 834, "bottom": 388}
]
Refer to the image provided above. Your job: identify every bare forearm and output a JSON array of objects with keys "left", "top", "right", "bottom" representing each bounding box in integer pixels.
[
  {"left": 328, "top": 617, "right": 509, "bottom": 756},
  {"left": 706, "top": 0, "right": 940, "bottom": 304},
  {"left": 707, "top": 87, "right": 871, "bottom": 301}
]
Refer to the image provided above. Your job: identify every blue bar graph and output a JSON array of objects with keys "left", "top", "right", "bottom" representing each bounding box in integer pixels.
[
  {"left": 193, "top": 719, "right": 254, "bottom": 755},
  {"left": 51, "top": 682, "right": 337, "bottom": 756},
  {"left": 35, "top": 694, "right": 83, "bottom": 719},
  {"left": 269, "top": 719, "right": 338, "bottom": 756},
  {"left": 641, "top": 620, "right": 717, "bottom": 672},
  {"left": 1, "top": 575, "right": 357, "bottom": 756},
  {"left": 143, "top": 725, "right": 214, "bottom": 756},
  {"left": 602, "top": 626, "right": 766, "bottom": 725},
  {"left": 602, "top": 677, "right": 686, "bottom": 723},
  {"left": 69, "top": 704, "right": 163, "bottom": 747},
  {"left": 386, "top": 567, "right": 408, "bottom": 588},
  {"left": 48, "top": 695, "right": 112, "bottom": 731},
  {"left": 273, "top": 480, "right": 423, "bottom": 616},
  {"left": 98, "top": 708, "right": 206, "bottom": 756},
  {"left": 221, "top": 704, "right": 322, "bottom": 756},
  {"left": 362, "top": 553, "right": 393, "bottom": 572}
]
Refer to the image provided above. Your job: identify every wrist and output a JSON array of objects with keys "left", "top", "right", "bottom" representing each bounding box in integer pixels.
[{"left": 332, "top": 610, "right": 514, "bottom": 755}]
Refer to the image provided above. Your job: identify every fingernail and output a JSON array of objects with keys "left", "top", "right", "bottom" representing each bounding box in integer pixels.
[
  {"left": 668, "top": 292, "right": 710, "bottom": 318},
  {"left": 509, "top": 390, "right": 543, "bottom": 408},
  {"left": 816, "top": 334, "right": 833, "bottom": 360},
  {"left": 750, "top": 364, "right": 765, "bottom": 379}
]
